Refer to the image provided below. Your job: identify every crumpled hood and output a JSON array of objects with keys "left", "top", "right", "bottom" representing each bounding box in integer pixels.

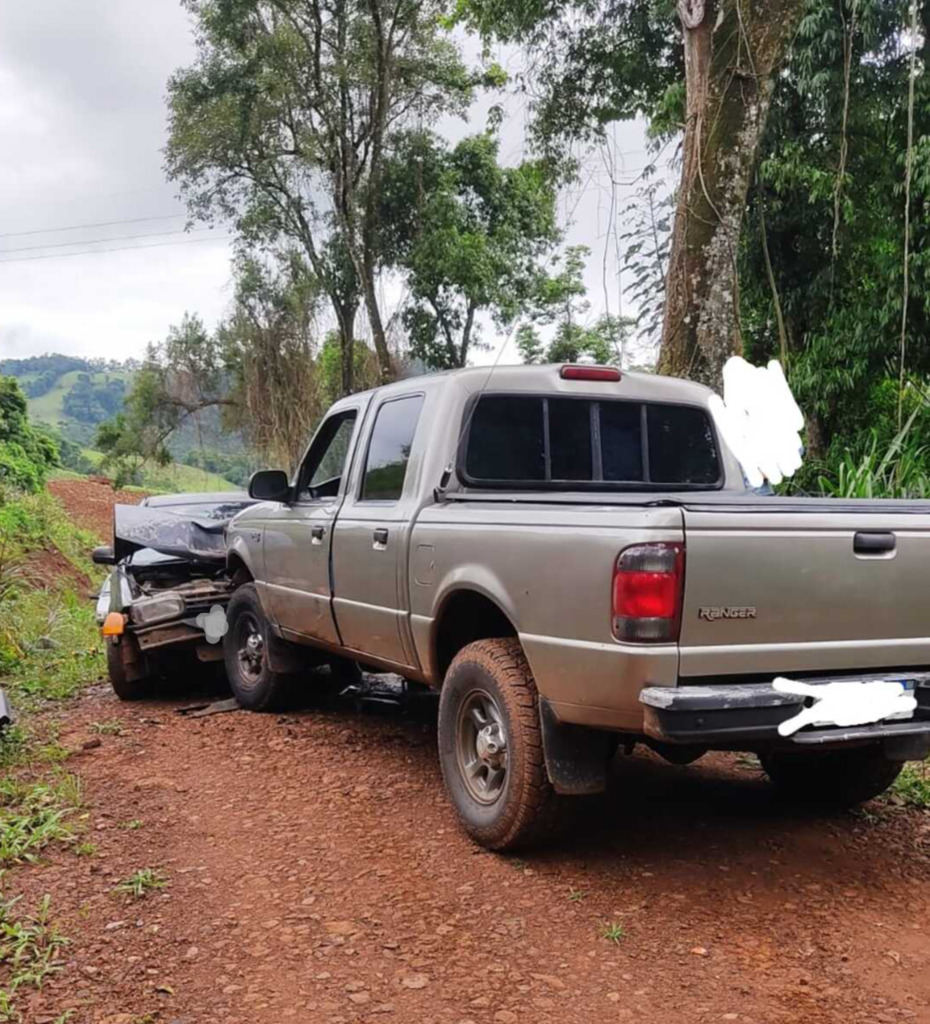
[{"left": 112, "top": 503, "right": 231, "bottom": 564}]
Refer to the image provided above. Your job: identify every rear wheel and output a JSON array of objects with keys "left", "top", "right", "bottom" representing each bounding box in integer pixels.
[
  {"left": 761, "top": 745, "right": 903, "bottom": 807},
  {"left": 223, "top": 584, "right": 291, "bottom": 711},
  {"left": 106, "top": 637, "right": 152, "bottom": 701},
  {"left": 438, "top": 638, "right": 556, "bottom": 851}
]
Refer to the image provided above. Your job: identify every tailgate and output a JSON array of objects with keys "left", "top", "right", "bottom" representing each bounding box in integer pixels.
[{"left": 678, "top": 500, "right": 930, "bottom": 677}]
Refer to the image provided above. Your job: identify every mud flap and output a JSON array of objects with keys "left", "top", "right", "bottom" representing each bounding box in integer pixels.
[{"left": 539, "top": 698, "right": 611, "bottom": 796}]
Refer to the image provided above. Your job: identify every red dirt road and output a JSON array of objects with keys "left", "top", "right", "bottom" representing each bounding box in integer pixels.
[
  {"left": 18, "top": 478, "right": 929, "bottom": 1023},
  {"left": 20, "top": 686, "right": 930, "bottom": 1024}
]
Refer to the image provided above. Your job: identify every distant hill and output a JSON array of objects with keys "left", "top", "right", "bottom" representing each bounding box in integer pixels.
[{"left": 2, "top": 354, "right": 252, "bottom": 486}]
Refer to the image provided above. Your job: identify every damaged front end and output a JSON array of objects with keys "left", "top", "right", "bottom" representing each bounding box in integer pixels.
[{"left": 94, "top": 494, "right": 257, "bottom": 694}]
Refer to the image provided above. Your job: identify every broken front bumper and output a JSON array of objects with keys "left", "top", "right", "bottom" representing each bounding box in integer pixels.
[{"left": 640, "top": 672, "right": 930, "bottom": 756}]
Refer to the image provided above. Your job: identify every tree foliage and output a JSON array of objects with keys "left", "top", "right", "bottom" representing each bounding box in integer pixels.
[
  {"left": 167, "top": 0, "right": 481, "bottom": 390},
  {"left": 0, "top": 379, "right": 59, "bottom": 493},
  {"left": 381, "top": 132, "right": 564, "bottom": 368}
]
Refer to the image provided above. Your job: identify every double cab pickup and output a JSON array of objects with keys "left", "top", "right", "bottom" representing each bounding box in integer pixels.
[{"left": 118, "top": 364, "right": 930, "bottom": 849}]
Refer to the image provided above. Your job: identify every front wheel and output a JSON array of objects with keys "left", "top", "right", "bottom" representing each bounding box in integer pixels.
[
  {"left": 107, "top": 637, "right": 151, "bottom": 701},
  {"left": 760, "top": 745, "right": 903, "bottom": 807},
  {"left": 223, "top": 584, "right": 291, "bottom": 711},
  {"left": 438, "top": 638, "right": 555, "bottom": 851}
]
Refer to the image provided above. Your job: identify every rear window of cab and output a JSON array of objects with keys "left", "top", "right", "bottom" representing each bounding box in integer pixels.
[{"left": 461, "top": 394, "right": 721, "bottom": 489}]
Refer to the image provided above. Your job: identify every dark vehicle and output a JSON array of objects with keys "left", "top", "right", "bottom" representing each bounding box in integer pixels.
[{"left": 93, "top": 492, "right": 258, "bottom": 699}]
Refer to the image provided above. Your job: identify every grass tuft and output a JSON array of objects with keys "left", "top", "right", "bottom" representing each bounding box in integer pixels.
[{"left": 114, "top": 869, "right": 168, "bottom": 900}]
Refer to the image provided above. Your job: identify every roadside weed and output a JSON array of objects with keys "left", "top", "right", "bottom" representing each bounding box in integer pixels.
[
  {"left": 0, "top": 781, "right": 79, "bottom": 866},
  {"left": 568, "top": 886, "right": 587, "bottom": 902},
  {"left": 73, "top": 842, "right": 97, "bottom": 858},
  {"left": 600, "top": 921, "right": 626, "bottom": 944},
  {"left": 0, "top": 893, "right": 69, "bottom": 1011},
  {"left": 118, "top": 819, "right": 144, "bottom": 831},
  {"left": 89, "top": 721, "right": 122, "bottom": 736},
  {"left": 890, "top": 760, "right": 930, "bottom": 808},
  {"left": 115, "top": 869, "right": 168, "bottom": 899}
]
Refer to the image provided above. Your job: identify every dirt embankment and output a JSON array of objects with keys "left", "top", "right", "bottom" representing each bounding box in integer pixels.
[{"left": 48, "top": 477, "right": 151, "bottom": 542}]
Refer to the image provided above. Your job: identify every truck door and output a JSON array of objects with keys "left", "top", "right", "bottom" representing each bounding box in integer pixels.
[
  {"left": 331, "top": 392, "right": 425, "bottom": 668},
  {"left": 262, "top": 407, "right": 361, "bottom": 644}
]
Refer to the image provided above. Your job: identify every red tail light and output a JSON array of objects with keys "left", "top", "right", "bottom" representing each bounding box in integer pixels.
[{"left": 612, "top": 543, "right": 684, "bottom": 642}]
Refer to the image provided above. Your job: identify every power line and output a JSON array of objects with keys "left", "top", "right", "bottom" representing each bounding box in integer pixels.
[
  {"left": 0, "top": 226, "right": 216, "bottom": 257},
  {"left": 0, "top": 212, "right": 186, "bottom": 240},
  {"left": 0, "top": 234, "right": 234, "bottom": 266}
]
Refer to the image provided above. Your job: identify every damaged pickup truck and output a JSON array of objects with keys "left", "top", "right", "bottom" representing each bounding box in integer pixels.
[
  {"left": 93, "top": 492, "right": 257, "bottom": 699},
  {"left": 218, "top": 364, "right": 930, "bottom": 850}
]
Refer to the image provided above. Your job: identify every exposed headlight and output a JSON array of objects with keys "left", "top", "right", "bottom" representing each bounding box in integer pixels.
[{"left": 130, "top": 594, "right": 185, "bottom": 627}]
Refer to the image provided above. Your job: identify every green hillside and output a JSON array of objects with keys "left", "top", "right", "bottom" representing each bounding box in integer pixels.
[
  {"left": 2, "top": 354, "right": 251, "bottom": 490},
  {"left": 28, "top": 369, "right": 132, "bottom": 445}
]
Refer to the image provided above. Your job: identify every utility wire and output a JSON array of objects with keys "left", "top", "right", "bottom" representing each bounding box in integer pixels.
[
  {"left": 0, "top": 212, "right": 186, "bottom": 240},
  {"left": 0, "top": 234, "right": 233, "bottom": 265},
  {"left": 0, "top": 226, "right": 215, "bottom": 257}
]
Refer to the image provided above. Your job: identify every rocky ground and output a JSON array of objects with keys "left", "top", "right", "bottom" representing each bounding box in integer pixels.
[{"left": 15, "top": 478, "right": 930, "bottom": 1024}]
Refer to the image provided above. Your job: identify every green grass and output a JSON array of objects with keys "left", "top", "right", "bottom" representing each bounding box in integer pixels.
[
  {"left": 114, "top": 869, "right": 168, "bottom": 900},
  {"left": 600, "top": 921, "right": 626, "bottom": 944},
  {"left": 0, "top": 489, "right": 104, "bottom": 707},
  {"left": 0, "top": 777, "right": 82, "bottom": 867},
  {"left": 0, "top": 892, "right": 70, "bottom": 1019},
  {"left": 890, "top": 760, "right": 930, "bottom": 808},
  {"left": 65, "top": 448, "right": 236, "bottom": 494}
]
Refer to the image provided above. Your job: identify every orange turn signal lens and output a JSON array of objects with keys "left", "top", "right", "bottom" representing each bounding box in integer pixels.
[{"left": 102, "top": 612, "right": 126, "bottom": 637}]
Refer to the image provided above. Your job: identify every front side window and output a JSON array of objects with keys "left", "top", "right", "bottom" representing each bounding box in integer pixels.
[
  {"left": 361, "top": 395, "right": 425, "bottom": 501},
  {"left": 463, "top": 394, "right": 719, "bottom": 489},
  {"left": 297, "top": 410, "right": 357, "bottom": 500}
]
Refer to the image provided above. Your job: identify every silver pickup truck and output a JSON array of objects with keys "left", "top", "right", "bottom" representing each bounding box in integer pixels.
[{"left": 223, "top": 364, "right": 930, "bottom": 849}]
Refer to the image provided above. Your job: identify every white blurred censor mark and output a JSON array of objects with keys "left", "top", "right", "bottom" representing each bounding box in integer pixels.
[
  {"left": 773, "top": 678, "right": 917, "bottom": 737},
  {"left": 708, "top": 357, "right": 805, "bottom": 488}
]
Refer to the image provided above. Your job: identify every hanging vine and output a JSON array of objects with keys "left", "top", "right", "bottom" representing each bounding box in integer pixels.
[
  {"left": 830, "top": 0, "right": 858, "bottom": 279},
  {"left": 897, "top": 0, "right": 918, "bottom": 428}
]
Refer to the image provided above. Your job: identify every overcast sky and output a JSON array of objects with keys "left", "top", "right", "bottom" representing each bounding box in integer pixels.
[{"left": 0, "top": 1, "right": 667, "bottom": 366}]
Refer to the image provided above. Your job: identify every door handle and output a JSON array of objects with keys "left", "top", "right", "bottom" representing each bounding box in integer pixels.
[
  {"left": 373, "top": 528, "right": 389, "bottom": 549},
  {"left": 311, "top": 525, "right": 326, "bottom": 544},
  {"left": 853, "top": 531, "right": 895, "bottom": 555}
]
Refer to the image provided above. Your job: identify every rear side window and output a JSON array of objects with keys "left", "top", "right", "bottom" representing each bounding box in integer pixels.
[
  {"left": 463, "top": 395, "right": 719, "bottom": 489},
  {"left": 361, "top": 395, "right": 425, "bottom": 501}
]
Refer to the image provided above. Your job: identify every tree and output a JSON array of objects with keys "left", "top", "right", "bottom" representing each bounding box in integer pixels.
[
  {"left": 381, "top": 132, "right": 563, "bottom": 369},
  {"left": 515, "top": 246, "right": 635, "bottom": 364},
  {"left": 459, "top": 0, "right": 807, "bottom": 388},
  {"left": 656, "top": 0, "right": 807, "bottom": 388},
  {"left": 167, "top": 0, "right": 479, "bottom": 390}
]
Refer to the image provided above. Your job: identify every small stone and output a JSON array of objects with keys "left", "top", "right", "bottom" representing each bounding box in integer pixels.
[
  {"left": 690, "top": 946, "right": 708, "bottom": 957},
  {"left": 185, "top": 946, "right": 199, "bottom": 959},
  {"left": 530, "top": 973, "right": 565, "bottom": 991},
  {"left": 105, "top": 920, "right": 127, "bottom": 931},
  {"left": 400, "top": 973, "right": 429, "bottom": 990},
  {"left": 82, "top": 737, "right": 102, "bottom": 750},
  {"left": 494, "top": 1012, "right": 518, "bottom": 1024},
  {"left": 324, "top": 920, "right": 356, "bottom": 936},
  {"left": 607, "top": 992, "right": 620, "bottom": 1002},
  {"left": 348, "top": 993, "right": 370, "bottom": 1005}
]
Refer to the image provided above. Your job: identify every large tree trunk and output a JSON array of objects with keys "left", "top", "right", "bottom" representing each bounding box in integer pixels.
[{"left": 657, "top": 0, "right": 806, "bottom": 390}]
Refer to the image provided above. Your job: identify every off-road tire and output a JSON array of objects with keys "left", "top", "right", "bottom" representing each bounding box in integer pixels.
[
  {"left": 438, "top": 638, "right": 556, "bottom": 851},
  {"left": 106, "top": 637, "right": 151, "bottom": 701},
  {"left": 761, "top": 745, "right": 903, "bottom": 807},
  {"left": 223, "top": 584, "right": 292, "bottom": 711}
]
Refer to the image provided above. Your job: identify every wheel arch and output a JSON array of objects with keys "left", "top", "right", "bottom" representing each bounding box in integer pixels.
[{"left": 432, "top": 587, "right": 519, "bottom": 683}]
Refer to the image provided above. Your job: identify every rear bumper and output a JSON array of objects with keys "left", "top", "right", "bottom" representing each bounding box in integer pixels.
[{"left": 640, "top": 672, "right": 930, "bottom": 755}]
